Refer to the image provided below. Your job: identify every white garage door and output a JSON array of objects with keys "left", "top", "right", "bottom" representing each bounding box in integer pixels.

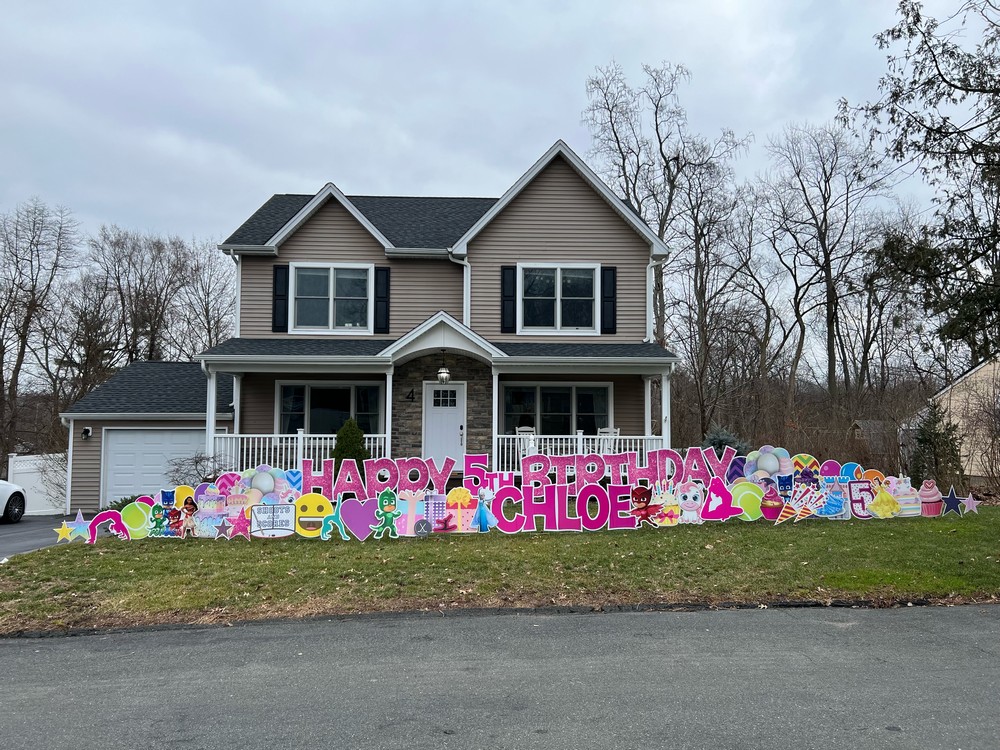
[{"left": 103, "top": 428, "right": 206, "bottom": 505}]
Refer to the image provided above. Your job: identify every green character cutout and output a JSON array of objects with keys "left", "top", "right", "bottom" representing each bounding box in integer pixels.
[
  {"left": 148, "top": 504, "right": 167, "bottom": 537},
  {"left": 370, "top": 489, "right": 401, "bottom": 540}
]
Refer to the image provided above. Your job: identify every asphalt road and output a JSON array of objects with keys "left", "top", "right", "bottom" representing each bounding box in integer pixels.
[
  {"left": 0, "top": 515, "right": 63, "bottom": 559},
  {"left": 1, "top": 606, "right": 997, "bottom": 749}
]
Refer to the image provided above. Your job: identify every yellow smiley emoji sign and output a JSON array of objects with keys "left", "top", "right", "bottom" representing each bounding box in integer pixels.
[{"left": 295, "top": 493, "right": 334, "bottom": 538}]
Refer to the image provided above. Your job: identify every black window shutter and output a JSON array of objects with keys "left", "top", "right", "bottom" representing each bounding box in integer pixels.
[
  {"left": 374, "top": 266, "right": 390, "bottom": 334},
  {"left": 600, "top": 266, "right": 617, "bottom": 334},
  {"left": 272, "top": 264, "right": 289, "bottom": 333},
  {"left": 501, "top": 265, "right": 516, "bottom": 333}
]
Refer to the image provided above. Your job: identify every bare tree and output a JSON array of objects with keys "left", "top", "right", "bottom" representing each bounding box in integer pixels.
[
  {"left": 765, "top": 122, "right": 888, "bottom": 406},
  {"left": 163, "top": 241, "right": 236, "bottom": 358},
  {"left": 583, "top": 61, "right": 749, "bottom": 347},
  {"left": 0, "top": 199, "right": 78, "bottom": 476},
  {"left": 89, "top": 225, "right": 194, "bottom": 363}
]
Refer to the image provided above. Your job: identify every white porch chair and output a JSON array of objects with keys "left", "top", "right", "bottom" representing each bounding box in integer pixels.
[
  {"left": 516, "top": 426, "right": 537, "bottom": 457},
  {"left": 597, "top": 426, "right": 620, "bottom": 454}
]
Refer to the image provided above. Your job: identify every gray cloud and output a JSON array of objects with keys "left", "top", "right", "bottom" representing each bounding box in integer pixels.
[{"left": 0, "top": 0, "right": 934, "bottom": 240}]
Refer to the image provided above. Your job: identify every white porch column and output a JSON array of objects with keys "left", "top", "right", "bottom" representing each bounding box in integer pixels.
[
  {"left": 491, "top": 367, "right": 499, "bottom": 472},
  {"left": 232, "top": 374, "right": 242, "bottom": 433},
  {"left": 643, "top": 375, "right": 652, "bottom": 436},
  {"left": 660, "top": 367, "right": 672, "bottom": 449},
  {"left": 205, "top": 368, "right": 217, "bottom": 456},
  {"left": 384, "top": 367, "right": 394, "bottom": 458}
]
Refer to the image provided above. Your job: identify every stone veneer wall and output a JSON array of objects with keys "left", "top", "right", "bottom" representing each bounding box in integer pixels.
[{"left": 392, "top": 353, "right": 492, "bottom": 462}]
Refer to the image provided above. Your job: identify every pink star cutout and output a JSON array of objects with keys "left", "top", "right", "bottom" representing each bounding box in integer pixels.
[
  {"left": 229, "top": 512, "right": 251, "bottom": 540},
  {"left": 963, "top": 493, "right": 980, "bottom": 514}
]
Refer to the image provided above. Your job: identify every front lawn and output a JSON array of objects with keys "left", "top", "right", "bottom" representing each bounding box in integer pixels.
[{"left": 1, "top": 511, "right": 998, "bottom": 634}]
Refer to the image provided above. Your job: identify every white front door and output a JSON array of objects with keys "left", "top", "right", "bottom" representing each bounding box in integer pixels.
[{"left": 422, "top": 382, "right": 466, "bottom": 464}]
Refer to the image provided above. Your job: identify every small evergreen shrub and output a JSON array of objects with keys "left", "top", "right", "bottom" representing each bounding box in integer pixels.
[
  {"left": 910, "top": 400, "right": 964, "bottom": 488},
  {"left": 332, "top": 418, "right": 370, "bottom": 475},
  {"left": 702, "top": 423, "right": 751, "bottom": 457}
]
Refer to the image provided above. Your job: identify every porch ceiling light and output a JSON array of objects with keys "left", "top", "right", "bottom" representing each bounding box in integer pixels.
[{"left": 437, "top": 366, "right": 451, "bottom": 385}]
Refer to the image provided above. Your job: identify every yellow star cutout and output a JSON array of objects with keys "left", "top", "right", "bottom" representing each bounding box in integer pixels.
[{"left": 54, "top": 522, "right": 73, "bottom": 542}]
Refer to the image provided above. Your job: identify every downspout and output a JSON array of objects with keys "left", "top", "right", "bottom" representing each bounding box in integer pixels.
[
  {"left": 447, "top": 250, "right": 472, "bottom": 327},
  {"left": 64, "top": 418, "right": 74, "bottom": 514},
  {"left": 644, "top": 256, "right": 669, "bottom": 343}
]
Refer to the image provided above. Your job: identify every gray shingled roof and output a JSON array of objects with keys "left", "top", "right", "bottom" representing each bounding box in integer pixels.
[
  {"left": 200, "top": 338, "right": 395, "bottom": 357},
  {"left": 198, "top": 337, "right": 676, "bottom": 360},
  {"left": 222, "top": 194, "right": 313, "bottom": 246},
  {"left": 496, "top": 342, "right": 678, "bottom": 359},
  {"left": 222, "top": 194, "right": 498, "bottom": 249},
  {"left": 349, "top": 196, "right": 497, "bottom": 248},
  {"left": 64, "top": 362, "right": 234, "bottom": 415}
]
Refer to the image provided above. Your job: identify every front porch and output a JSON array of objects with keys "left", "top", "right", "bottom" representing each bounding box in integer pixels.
[
  {"left": 198, "top": 312, "right": 678, "bottom": 477},
  {"left": 213, "top": 430, "right": 389, "bottom": 473},
  {"left": 210, "top": 430, "right": 665, "bottom": 474}
]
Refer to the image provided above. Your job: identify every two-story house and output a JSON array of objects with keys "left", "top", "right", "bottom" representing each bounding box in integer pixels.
[{"left": 61, "top": 141, "right": 679, "bottom": 512}]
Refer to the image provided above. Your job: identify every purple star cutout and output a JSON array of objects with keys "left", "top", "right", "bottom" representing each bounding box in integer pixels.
[
  {"left": 963, "top": 493, "right": 980, "bottom": 515},
  {"left": 214, "top": 517, "right": 233, "bottom": 539},
  {"left": 941, "top": 486, "right": 964, "bottom": 517}
]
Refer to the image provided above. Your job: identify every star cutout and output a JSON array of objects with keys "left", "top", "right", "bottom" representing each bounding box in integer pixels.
[
  {"left": 67, "top": 510, "right": 89, "bottom": 541},
  {"left": 214, "top": 517, "right": 233, "bottom": 539},
  {"left": 228, "top": 512, "right": 251, "bottom": 540},
  {"left": 941, "top": 486, "right": 964, "bottom": 517},
  {"left": 54, "top": 522, "right": 73, "bottom": 542},
  {"left": 963, "top": 493, "right": 980, "bottom": 515}
]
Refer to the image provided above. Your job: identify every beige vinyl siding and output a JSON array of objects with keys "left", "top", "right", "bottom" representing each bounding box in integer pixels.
[
  {"left": 498, "top": 374, "right": 645, "bottom": 435},
  {"left": 469, "top": 156, "right": 650, "bottom": 342},
  {"left": 935, "top": 360, "right": 1000, "bottom": 480},
  {"left": 240, "top": 373, "right": 388, "bottom": 435},
  {"left": 239, "top": 198, "right": 464, "bottom": 338},
  {"left": 68, "top": 418, "right": 210, "bottom": 514}
]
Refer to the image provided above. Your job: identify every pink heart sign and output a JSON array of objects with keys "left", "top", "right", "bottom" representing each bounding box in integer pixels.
[{"left": 339, "top": 498, "right": 379, "bottom": 541}]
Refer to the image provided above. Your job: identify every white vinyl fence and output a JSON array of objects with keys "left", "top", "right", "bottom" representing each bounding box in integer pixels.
[{"left": 7, "top": 453, "right": 66, "bottom": 515}]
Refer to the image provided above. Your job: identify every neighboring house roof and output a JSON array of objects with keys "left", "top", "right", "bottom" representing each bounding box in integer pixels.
[
  {"left": 930, "top": 357, "right": 997, "bottom": 401},
  {"left": 222, "top": 194, "right": 497, "bottom": 249},
  {"left": 198, "top": 337, "right": 678, "bottom": 361},
  {"left": 62, "top": 362, "right": 234, "bottom": 417}
]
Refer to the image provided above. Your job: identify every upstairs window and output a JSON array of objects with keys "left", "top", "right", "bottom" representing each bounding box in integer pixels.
[
  {"left": 519, "top": 264, "right": 598, "bottom": 332},
  {"left": 290, "top": 264, "right": 372, "bottom": 333}
]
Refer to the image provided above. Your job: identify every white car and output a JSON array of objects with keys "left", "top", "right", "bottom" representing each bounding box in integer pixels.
[{"left": 0, "top": 479, "right": 26, "bottom": 523}]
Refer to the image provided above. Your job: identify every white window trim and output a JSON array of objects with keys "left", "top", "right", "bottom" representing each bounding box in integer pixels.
[
  {"left": 501, "top": 381, "right": 614, "bottom": 434},
  {"left": 274, "top": 380, "right": 385, "bottom": 434},
  {"left": 288, "top": 262, "right": 375, "bottom": 335},
  {"left": 516, "top": 262, "right": 601, "bottom": 336}
]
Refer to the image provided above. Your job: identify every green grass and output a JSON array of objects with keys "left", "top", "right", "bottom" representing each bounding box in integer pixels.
[{"left": 2, "top": 510, "right": 999, "bottom": 634}]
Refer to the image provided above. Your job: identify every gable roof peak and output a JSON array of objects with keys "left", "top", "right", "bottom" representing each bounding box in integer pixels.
[{"left": 449, "top": 139, "right": 668, "bottom": 258}]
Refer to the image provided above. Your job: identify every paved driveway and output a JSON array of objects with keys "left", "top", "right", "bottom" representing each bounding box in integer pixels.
[
  {"left": 2, "top": 606, "right": 997, "bottom": 749},
  {"left": 0, "top": 515, "right": 64, "bottom": 559}
]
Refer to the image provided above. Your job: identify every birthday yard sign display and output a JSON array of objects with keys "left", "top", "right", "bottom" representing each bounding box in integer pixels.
[{"left": 54, "top": 445, "right": 982, "bottom": 544}]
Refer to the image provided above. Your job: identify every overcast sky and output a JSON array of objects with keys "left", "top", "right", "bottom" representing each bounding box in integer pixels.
[{"left": 0, "top": 1, "right": 944, "bottom": 241}]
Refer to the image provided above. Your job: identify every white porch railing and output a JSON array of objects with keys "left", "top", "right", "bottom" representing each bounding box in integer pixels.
[
  {"left": 213, "top": 430, "right": 387, "bottom": 472},
  {"left": 494, "top": 434, "right": 665, "bottom": 473}
]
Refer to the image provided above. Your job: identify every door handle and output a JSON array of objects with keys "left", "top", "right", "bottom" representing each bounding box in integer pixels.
[{"left": 459, "top": 425, "right": 464, "bottom": 447}]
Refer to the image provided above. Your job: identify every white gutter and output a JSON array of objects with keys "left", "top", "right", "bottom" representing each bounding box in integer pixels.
[
  {"left": 645, "top": 256, "right": 669, "bottom": 342},
  {"left": 446, "top": 251, "right": 473, "bottom": 326}
]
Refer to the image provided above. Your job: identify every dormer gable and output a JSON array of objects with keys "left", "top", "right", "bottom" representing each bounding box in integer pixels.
[{"left": 450, "top": 140, "right": 668, "bottom": 259}]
